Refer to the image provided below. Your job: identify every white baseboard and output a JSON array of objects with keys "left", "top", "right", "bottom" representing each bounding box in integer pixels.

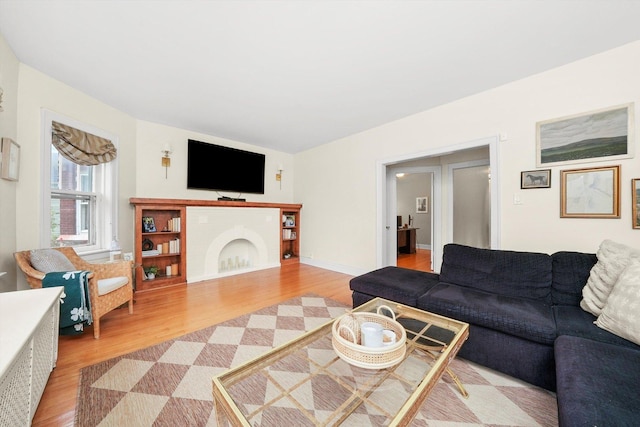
[
  {"left": 300, "top": 257, "right": 368, "bottom": 277},
  {"left": 416, "top": 244, "right": 431, "bottom": 250}
]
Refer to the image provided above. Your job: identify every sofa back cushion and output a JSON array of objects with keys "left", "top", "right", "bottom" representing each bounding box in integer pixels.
[
  {"left": 439, "top": 244, "right": 552, "bottom": 303},
  {"left": 551, "top": 251, "right": 597, "bottom": 306}
]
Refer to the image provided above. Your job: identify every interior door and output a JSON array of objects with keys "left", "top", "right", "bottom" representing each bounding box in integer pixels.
[{"left": 450, "top": 161, "right": 491, "bottom": 248}]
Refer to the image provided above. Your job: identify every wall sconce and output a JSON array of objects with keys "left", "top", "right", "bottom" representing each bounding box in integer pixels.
[
  {"left": 161, "top": 144, "right": 171, "bottom": 178},
  {"left": 276, "top": 164, "right": 283, "bottom": 189}
]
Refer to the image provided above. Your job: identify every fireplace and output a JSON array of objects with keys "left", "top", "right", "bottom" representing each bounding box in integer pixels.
[{"left": 186, "top": 207, "right": 280, "bottom": 283}]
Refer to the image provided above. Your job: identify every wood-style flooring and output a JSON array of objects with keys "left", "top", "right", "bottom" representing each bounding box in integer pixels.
[
  {"left": 32, "top": 252, "right": 429, "bottom": 426},
  {"left": 398, "top": 248, "right": 432, "bottom": 272}
]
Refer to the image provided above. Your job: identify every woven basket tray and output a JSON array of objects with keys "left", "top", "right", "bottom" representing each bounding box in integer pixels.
[{"left": 331, "top": 307, "right": 407, "bottom": 369}]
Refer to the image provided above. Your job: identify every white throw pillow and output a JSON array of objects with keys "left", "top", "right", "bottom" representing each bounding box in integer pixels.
[
  {"left": 595, "top": 259, "right": 640, "bottom": 346},
  {"left": 580, "top": 240, "right": 640, "bottom": 316},
  {"left": 30, "top": 248, "right": 75, "bottom": 273}
]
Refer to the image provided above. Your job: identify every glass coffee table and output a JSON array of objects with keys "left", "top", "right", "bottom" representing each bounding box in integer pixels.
[{"left": 212, "top": 297, "right": 469, "bottom": 426}]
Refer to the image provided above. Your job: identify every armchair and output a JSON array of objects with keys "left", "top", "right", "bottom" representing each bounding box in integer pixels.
[{"left": 14, "top": 247, "right": 133, "bottom": 339}]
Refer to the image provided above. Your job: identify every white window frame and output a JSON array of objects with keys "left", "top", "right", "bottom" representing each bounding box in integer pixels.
[{"left": 40, "top": 109, "right": 118, "bottom": 256}]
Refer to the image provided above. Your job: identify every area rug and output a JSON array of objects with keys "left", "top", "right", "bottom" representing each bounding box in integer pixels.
[{"left": 76, "top": 295, "right": 558, "bottom": 426}]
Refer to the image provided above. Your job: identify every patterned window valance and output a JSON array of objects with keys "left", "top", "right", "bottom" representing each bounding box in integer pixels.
[{"left": 51, "top": 121, "right": 117, "bottom": 165}]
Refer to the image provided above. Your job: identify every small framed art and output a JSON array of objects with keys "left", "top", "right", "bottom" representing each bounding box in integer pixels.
[
  {"left": 632, "top": 178, "right": 640, "bottom": 229},
  {"left": 521, "top": 169, "right": 551, "bottom": 189},
  {"left": 1, "top": 137, "right": 20, "bottom": 181},
  {"left": 416, "top": 197, "right": 428, "bottom": 214},
  {"left": 560, "top": 165, "right": 620, "bottom": 218},
  {"left": 142, "top": 217, "right": 157, "bottom": 233}
]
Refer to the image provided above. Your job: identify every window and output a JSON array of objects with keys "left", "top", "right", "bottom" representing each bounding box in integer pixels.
[{"left": 41, "top": 110, "right": 118, "bottom": 254}]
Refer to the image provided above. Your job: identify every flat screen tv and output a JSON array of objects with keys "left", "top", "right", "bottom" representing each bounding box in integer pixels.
[{"left": 187, "top": 139, "right": 265, "bottom": 194}]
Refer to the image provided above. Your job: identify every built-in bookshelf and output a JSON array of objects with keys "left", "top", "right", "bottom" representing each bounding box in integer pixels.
[
  {"left": 281, "top": 207, "right": 300, "bottom": 264},
  {"left": 132, "top": 202, "right": 187, "bottom": 292},
  {"left": 131, "top": 198, "right": 302, "bottom": 290}
]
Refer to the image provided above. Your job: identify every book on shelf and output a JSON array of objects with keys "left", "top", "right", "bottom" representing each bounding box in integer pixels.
[
  {"left": 142, "top": 249, "right": 160, "bottom": 257},
  {"left": 167, "top": 217, "right": 181, "bottom": 232}
]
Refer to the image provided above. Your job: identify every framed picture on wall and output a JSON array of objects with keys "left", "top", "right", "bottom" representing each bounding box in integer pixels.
[
  {"left": 632, "top": 178, "right": 640, "bottom": 229},
  {"left": 521, "top": 169, "right": 551, "bottom": 189},
  {"left": 1, "top": 137, "right": 20, "bottom": 181},
  {"left": 560, "top": 165, "right": 620, "bottom": 218},
  {"left": 536, "top": 103, "right": 634, "bottom": 167},
  {"left": 416, "top": 196, "right": 428, "bottom": 214}
]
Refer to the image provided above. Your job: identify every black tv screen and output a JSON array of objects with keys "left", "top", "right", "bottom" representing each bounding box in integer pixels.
[{"left": 187, "top": 139, "right": 265, "bottom": 194}]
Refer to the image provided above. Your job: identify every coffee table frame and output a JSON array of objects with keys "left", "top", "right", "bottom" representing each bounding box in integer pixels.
[{"left": 212, "top": 297, "right": 469, "bottom": 426}]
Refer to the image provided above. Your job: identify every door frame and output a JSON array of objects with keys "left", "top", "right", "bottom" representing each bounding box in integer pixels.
[
  {"left": 386, "top": 166, "right": 441, "bottom": 268},
  {"left": 376, "top": 135, "right": 500, "bottom": 272}
]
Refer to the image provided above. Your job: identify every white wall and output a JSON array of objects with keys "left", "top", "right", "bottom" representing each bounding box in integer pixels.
[
  {"left": 135, "top": 120, "right": 294, "bottom": 203},
  {"left": 15, "top": 66, "right": 138, "bottom": 289},
  {"left": 295, "top": 41, "right": 640, "bottom": 274},
  {"left": 0, "top": 34, "right": 20, "bottom": 292}
]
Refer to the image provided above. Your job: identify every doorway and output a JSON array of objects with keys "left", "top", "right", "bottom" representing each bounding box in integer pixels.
[{"left": 376, "top": 136, "right": 500, "bottom": 273}]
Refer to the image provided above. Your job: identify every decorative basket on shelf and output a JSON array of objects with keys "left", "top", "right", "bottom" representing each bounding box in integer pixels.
[{"left": 331, "top": 305, "right": 407, "bottom": 369}]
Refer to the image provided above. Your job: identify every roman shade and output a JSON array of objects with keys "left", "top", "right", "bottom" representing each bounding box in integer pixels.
[{"left": 51, "top": 121, "right": 117, "bottom": 165}]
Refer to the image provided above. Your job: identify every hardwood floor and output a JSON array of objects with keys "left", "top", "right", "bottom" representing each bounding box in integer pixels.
[
  {"left": 33, "top": 264, "right": 353, "bottom": 426},
  {"left": 397, "top": 248, "right": 432, "bottom": 272},
  {"left": 33, "top": 253, "right": 429, "bottom": 426}
]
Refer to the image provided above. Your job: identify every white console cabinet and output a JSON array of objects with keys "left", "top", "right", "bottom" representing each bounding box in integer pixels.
[{"left": 0, "top": 287, "right": 63, "bottom": 425}]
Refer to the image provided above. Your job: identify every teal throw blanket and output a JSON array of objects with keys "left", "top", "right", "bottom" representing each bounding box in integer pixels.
[{"left": 43, "top": 270, "right": 93, "bottom": 335}]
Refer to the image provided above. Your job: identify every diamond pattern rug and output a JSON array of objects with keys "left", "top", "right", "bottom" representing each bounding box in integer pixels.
[{"left": 75, "top": 295, "right": 558, "bottom": 426}]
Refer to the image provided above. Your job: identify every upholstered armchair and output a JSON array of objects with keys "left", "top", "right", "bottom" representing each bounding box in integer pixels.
[{"left": 14, "top": 247, "right": 133, "bottom": 338}]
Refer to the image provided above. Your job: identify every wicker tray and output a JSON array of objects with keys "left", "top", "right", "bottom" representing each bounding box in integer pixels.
[{"left": 331, "top": 306, "right": 407, "bottom": 369}]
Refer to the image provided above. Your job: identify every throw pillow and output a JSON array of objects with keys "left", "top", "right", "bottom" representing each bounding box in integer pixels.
[
  {"left": 30, "top": 249, "right": 75, "bottom": 273},
  {"left": 580, "top": 240, "right": 640, "bottom": 316},
  {"left": 595, "top": 259, "right": 640, "bottom": 346}
]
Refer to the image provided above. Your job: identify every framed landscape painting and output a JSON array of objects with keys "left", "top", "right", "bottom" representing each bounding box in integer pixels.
[{"left": 536, "top": 103, "right": 633, "bottom": 167}]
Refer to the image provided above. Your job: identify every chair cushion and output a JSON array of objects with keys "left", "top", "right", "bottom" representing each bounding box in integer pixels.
[
  {"left": 30, "top": 248, "right": 75, "bottom": 273},
  {"left": 97, "top": 276, "right": 129, "bottom": 296}
]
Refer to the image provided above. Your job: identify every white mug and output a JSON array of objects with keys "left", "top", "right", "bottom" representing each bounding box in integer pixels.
[
  {"left": 361, "top": 322, "right": 383, "bottom": 347},
  {"left": 382, "top": 329, "right": 396, "bottom": 346}
]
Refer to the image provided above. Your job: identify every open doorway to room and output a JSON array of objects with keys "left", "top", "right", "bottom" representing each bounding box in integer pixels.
[
  {"left": 394, "top": 170, "right": 436, "bottom": 272},
  {"left": 377, "top": 136, "right": 499, "bottom": 273}
]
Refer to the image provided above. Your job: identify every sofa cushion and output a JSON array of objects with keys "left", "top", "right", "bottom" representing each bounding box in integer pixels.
[
  {"left": 553, "top": 305, "right": 640, "bottom": 350},
  {"left": 595, "top": 259, "right": 640, "bottom": 346},
  {"left": 439, "top": 244, "right": 552, "bottom": 303},
  {"left": 551, "top": 251, "right": 597, "bottom": 305},
  {"left": 555, "top": 335, "right": 640, "bottom": 426},
  {"left": 580, "top": 239, "right": 640, "bottom": 316},
  {"left": 418, "top": 283, "right": 556, "bottom": 345},
  {"left": 349, "top": 267, "right": 440, "bottom": 306},
  {"left": 30, "top": 248, "right": 75, "bottom": 273}
]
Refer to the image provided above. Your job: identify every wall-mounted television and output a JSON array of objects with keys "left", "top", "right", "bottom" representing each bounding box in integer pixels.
[{"left": 187, "top": 139, "right": 266, "bottom": 194}]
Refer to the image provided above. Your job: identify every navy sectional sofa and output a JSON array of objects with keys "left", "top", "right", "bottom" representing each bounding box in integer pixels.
[{"left": 350, "top": 243, "right": 640, "bottom": 426}]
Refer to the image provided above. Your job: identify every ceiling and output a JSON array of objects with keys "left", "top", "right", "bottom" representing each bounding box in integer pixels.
[{"left": 1, "top": 1, "right": 640, "bottom": 154}]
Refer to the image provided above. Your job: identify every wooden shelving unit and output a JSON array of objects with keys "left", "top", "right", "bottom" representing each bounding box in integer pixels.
[
  {"left": 281, "top": 207, "right": 300, "bottom": 264},
  {"left": 130, "top": 198, "right": 303, "bottom": 291},
  {"left": 131, "top": 202, "right": 187, "bottom": 292}
]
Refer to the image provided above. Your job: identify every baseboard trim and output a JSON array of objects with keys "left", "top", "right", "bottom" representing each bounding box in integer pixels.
[{"left": 300, "top": 257, "right": 368, "bottom": 277}]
